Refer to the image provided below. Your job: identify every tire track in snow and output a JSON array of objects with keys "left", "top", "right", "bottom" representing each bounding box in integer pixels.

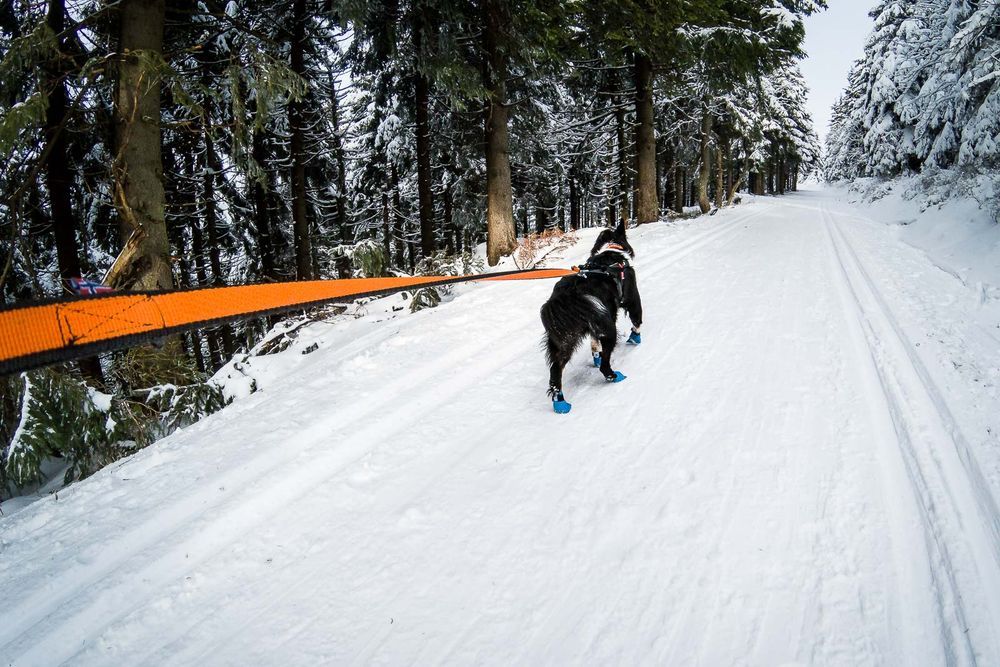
[
  {"left": 137, "top": 318, "right": 551, "bottom": 667},
  {"left": 831, "top": 214, "right": 1000, "bottom": 557},
  {"left": 822, "top": 202, "right": 1000, "bottom": 665},
  {"left": 0, "top": 287, "right": 504, "bottom": 584}
]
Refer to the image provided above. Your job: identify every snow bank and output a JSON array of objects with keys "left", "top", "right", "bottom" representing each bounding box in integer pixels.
[{"left": 834, "top": 170, "right": 1000, "bottom": 309}]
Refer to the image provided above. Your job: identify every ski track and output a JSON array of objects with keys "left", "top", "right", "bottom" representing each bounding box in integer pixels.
[
  {"left": 822, "top": 200, "right": 1000, "bottom": 665},
  {"left": 2, "top": 191, "right": 999, "bottom": 666}
]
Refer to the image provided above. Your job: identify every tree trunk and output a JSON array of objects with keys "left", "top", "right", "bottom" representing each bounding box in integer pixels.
[
  {"left": 697, "top": 102, "right": 712, "bottom": 214},
  {"left": 656, "top": 137, "right": 665, "bottom": 215},
  {"left": 673, "top": 165, "right": 683, "bottom": 213},
  {"left": 412, "top": 10, "right": 435, "bottom": 259},
  {"left": 663, "top": 141, "right": 675, "bottom": 214},
  {"left": 408, "top": 230, "right": 418, "bottom": 272},
  {"left": 113, "top": 0, "right": 192, "bottom": 383},
  {"left": 190, "top": 203, "right": 209, "bottom": 288},
  {"left": 615, "top": 103, "right": 628, "bottom": 223},
  {"left": 482, "top": 0, "right": 516, "bottom": 266},
  {"left": 569, "top": 175, "right": 579, "bottom": 230},
  {"left": 727, "top": 152, "right": 750, "bottom": 205},
  {"left": 44, "top": 0, "right": 104, "bottom": 383},
  {"left": 776, "top": 147, "right": 785, "bottom": 195},
  {"left": 288, "top": 0, "right": 312, "bottom": 280},
  {"left": 557, "top": 180, "right": 566, "bottom": 232},
  {"left": 251, "top": 128, "right": 278, "bottom": 281},
  {"left": 328, "top": 71, "right": 349, "bottom": 243},
  {"left": 188, "top": 184, "right": 223, "bottom": 369},
  {"left": 201, "top": 94, "right": 235, "bottom": 359},
  {"left": 767, "top": 143, "right": 776, "bottom": 194},
  {"left": 714, "top": 139, "right": 725, "bottom": 209},
  {"left": 391, "top": 164, "right": 405, "bottom": 268},
  {"left": 176, "top": 256, "right": 206, "bottom": 373},
  {"left": 443, "top": 181, "right": 454, "bottom": 254},
  {"left": 633, "top": 52, "right": 657, "bottom": 224},
  {"left": 114, "top": 0, "right": 171, "bottom": 291},
  {"left": 45, "top": 0, "right": 81, "bottom": 290},
  {"left": 725, "top": 141, "right": 734, "bottom": 199},
  {"left": 382, "top": 190, "right": 391, "bottom": 262}
]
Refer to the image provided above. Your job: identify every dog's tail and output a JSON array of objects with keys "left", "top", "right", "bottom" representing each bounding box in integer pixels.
[{"left": 540, "top": 283, "right": 615, "bottom": 357}]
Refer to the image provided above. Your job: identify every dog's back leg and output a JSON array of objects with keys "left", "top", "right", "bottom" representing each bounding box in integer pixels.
[
  {"left": 597, "top": 330, "right": 626, "bottom": 383},
  {"left": 546, "top": 336, "right": 573, "bottom": 413}
]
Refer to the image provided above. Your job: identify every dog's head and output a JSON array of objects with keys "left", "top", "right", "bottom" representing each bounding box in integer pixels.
[{"left": 590, "top": 220, "right": 635, "bottom": 258}]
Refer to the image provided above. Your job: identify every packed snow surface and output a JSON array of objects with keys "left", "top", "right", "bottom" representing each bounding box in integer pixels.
[{"left": 2, "top": 188, "right": 1000, "bottom": 665}]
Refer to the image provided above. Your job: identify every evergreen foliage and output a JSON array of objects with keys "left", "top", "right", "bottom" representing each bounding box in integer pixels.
[
  {"left": 2, "top": 368, "right": 140, "bottom": 490},
  {"left": 0, "top": 366, "right": 228, "bottom": 498},
  {"left": 826, "top": 0, "right": 1000, "bottom": 179}
]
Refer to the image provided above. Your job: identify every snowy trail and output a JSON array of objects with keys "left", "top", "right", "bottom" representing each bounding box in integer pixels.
[{"left": 2, "top": 189, "right": 1000, "bottom": 666}]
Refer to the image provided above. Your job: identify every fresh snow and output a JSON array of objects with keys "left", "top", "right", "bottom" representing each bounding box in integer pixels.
[{"left": 2, "top": 187, "right": 1000, "bottom": 665}]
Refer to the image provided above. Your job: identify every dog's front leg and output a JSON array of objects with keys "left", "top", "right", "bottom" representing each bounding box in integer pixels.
[{"left": 624, "top": 267, "right": 643, "bottom": 344}]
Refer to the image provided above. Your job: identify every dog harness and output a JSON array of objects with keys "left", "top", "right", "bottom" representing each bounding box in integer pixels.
[{"left": 575, "top": 256, "right": 629, "bottom": 305}]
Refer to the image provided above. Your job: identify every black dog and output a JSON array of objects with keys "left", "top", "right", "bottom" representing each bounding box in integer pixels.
[{"left": 540, "top": 221, "right": 642, "bottom": 413}]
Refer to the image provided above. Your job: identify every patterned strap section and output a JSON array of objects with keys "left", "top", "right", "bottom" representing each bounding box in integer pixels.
[{"left": 0, "top": 268, "right": 575, "bottom": 375}]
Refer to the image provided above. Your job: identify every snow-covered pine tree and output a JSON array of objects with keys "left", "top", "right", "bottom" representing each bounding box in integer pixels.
[
  {"left": 859, "top": 0, "right": 914, "bottom": 177},
  {"left": 826, "top": 58, "right": 870, "bottom": 180},
  {"left": 832, "top": 0, "right": 997, "bottom": 177},
  {"left": 950, "top": 0, "right": 1000, "bottom": 168}
]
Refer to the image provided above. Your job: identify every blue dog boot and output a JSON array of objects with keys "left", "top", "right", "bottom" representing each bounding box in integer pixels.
[
  {"left": 593, "top": 353, "right": 602, "bottom": 367},
  {"left": 627, "top": 330, "right": 641, "bottom": 345},
  {"left": 551, "top": 390, "right": 572, "bottom": 414},
  {"left": 605, "top": 371, "right": 627, "bottom": 383}
]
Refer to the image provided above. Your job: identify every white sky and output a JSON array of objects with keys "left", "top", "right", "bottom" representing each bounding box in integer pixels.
[{"left": 800, "top": 0, "right": 874, "bottom": 146}]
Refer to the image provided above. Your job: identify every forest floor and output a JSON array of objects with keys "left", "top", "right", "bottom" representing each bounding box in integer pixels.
[{"left": 2, "top": 187, "right": 1000, "bottom": 666}]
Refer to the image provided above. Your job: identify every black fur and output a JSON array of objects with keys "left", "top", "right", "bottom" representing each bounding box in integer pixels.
[{"left": 540, "top": 221, "right": 643, "bottom": 400}]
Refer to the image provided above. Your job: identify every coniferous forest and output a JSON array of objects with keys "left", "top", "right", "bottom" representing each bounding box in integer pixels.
[{"left": 1, "top": 0, "right": 823, "bottom": 491}]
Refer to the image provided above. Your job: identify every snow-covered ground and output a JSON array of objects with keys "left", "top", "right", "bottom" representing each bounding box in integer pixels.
[
  {"left": 2, "top": 187, "right": 999, "bottom": 665},
  {"left": 835, "top": 174, "right": 1000, "bottom": 310}
]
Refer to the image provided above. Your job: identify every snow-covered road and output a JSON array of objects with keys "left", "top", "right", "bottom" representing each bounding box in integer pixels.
[{"left": 3, "top": 188, "right": 1000, "bottom": 666}]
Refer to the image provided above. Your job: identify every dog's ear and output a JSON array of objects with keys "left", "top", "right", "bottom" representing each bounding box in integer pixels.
[
  {"left": 590, "top": 228, "right": 614, "bottom": 257},
  {"left": 614, "top": 221, "right": 635, "bottom": 256},
  {"left": 614, "top": 221, "right": 636, "bottom": 257}
]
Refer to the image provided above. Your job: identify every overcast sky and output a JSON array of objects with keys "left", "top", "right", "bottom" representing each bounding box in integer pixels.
[{"left": 800, "top": 0, "right": 875, "bottom": 146}]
